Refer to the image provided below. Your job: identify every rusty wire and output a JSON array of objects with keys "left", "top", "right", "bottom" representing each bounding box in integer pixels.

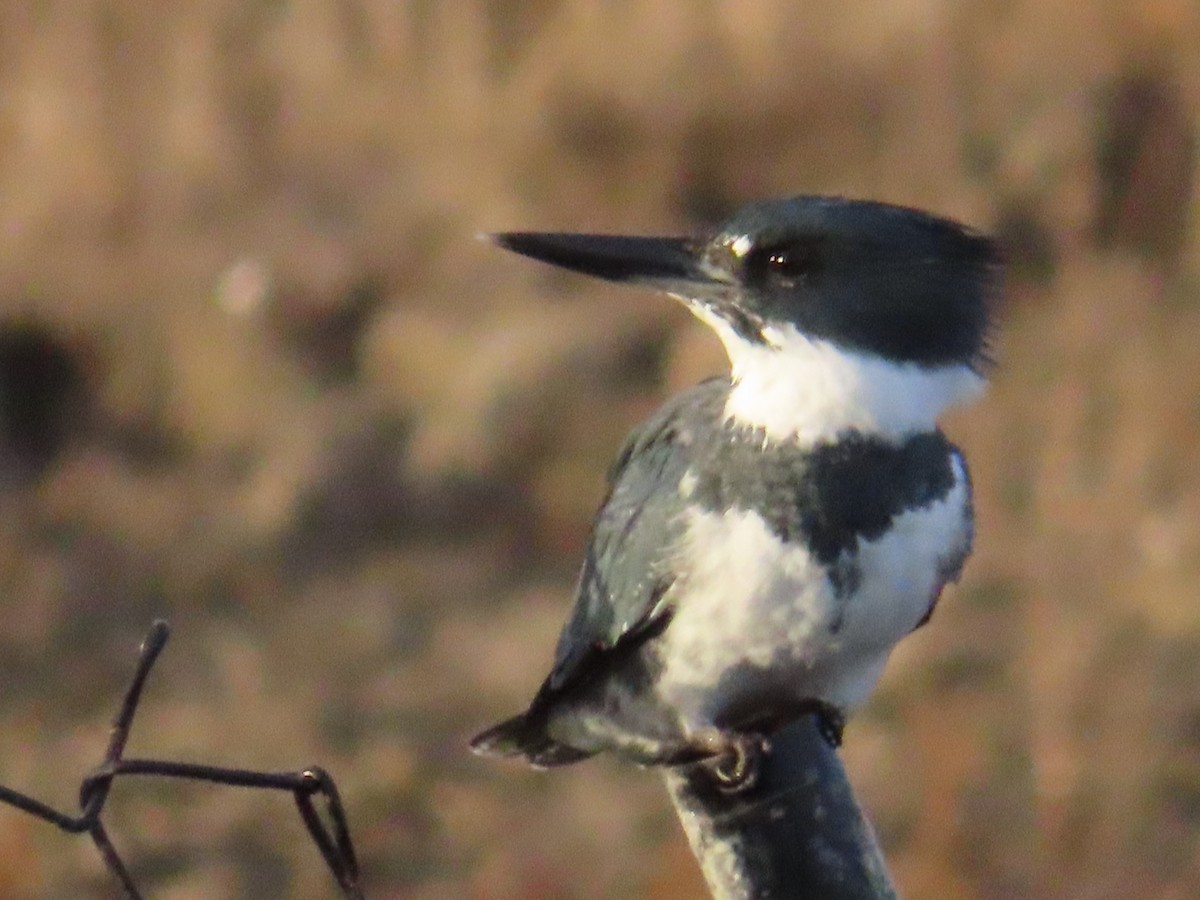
[{"left": 0, "top": 621, "right": 364, "bottom": 899}]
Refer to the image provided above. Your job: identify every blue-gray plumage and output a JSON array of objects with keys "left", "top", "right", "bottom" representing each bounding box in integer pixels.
[{"left": 471, "top": 196, "right": 1000, "bottom": 773}]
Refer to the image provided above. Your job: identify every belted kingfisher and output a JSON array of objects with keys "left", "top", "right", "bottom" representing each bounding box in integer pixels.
[{"left": 471, "top": 196, "right": 1000, "bottom": 778}]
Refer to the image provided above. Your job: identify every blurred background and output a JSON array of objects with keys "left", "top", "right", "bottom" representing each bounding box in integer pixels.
[{"left": 0, "top": 1, "right": 1198, "bottom": 897}]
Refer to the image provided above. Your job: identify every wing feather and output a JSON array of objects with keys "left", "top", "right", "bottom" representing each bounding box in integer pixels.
[{"left": 546, "top": 378, "right": 727, "bottom": 691}]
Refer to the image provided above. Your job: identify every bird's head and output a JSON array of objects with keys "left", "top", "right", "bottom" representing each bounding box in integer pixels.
[
  {"left": 492, "top": 196, "right": 998, "bottom": 371},
  {"left": 491, "top": 196, "right": 1002, "bottom": 440}
]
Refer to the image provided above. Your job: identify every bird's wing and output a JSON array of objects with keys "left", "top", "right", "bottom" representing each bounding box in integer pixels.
[{"left": 544, "top": 378, "right": 728, "bottom": 694}]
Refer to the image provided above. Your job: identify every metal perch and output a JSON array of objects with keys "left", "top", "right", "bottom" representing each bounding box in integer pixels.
[{"left": 664, "top": 718, "right": 897, "bottom": 900}]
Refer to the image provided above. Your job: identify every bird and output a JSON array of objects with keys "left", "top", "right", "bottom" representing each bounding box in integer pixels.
[{"left": 470, "top": 195, "right": 1000, "bottom": 781}]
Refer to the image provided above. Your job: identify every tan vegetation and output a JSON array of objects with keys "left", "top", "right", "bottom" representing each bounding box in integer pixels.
[{"left": 1, "top": 2, "right": 1200, "bottom": 897}]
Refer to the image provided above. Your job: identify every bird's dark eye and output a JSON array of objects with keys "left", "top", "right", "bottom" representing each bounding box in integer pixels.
[{"left": 746, "top": 238, "right": 825, "bottom": 288}]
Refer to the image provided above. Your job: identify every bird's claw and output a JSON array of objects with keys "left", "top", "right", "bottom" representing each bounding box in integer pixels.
[
  {"left": 704, "top": 733, "right": 768, "bottom": 793},
  {"left": 814, "top": 703, "right": 845, "bottom": 748}
]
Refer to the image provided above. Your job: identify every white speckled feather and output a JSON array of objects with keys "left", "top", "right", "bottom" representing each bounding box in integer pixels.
[{"left": 657, "top": 450, "right": 971, "bottom": 727}]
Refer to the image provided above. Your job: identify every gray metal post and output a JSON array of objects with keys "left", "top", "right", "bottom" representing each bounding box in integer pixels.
[{"left": 663, "top": 718, "right": 898, "bottom": 899}]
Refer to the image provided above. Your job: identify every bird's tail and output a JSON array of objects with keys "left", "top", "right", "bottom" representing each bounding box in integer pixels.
[{"left": 470, "top": 710, "right": 593, "bottom": 768}]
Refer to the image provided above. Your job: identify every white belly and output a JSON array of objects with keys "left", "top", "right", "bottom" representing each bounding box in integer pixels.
[{"left": 656, "top": 455, "right": 971, "bottom": 724}]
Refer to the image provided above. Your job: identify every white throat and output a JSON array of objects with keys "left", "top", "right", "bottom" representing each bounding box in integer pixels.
[{"left": 698, "top": 314, "right": 986, "bottom": 445}]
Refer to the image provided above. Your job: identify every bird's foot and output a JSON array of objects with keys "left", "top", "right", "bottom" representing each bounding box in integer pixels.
[
  {"left": 700, "top": 732, "right": 769, "bottom": 793},
  {"left": 814, "top": 702, "right": 845, "bottom": 749}
]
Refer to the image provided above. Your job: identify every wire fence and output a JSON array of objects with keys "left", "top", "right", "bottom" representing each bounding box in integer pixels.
[{"left": 0, "top": 621, "right": 364, "bottom": 900}]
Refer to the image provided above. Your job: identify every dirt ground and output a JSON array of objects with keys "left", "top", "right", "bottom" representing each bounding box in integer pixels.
[{"left": 2, "top": 2, "right": 1200, "bottom": 898}]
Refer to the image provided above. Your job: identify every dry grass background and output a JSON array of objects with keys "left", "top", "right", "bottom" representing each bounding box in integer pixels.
[{"left": 1, "top": 1, "right": 1199, "bottom": 897}]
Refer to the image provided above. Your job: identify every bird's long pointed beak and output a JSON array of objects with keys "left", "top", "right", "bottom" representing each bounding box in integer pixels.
[{"left": 488, "top": 232, "right": 719, "bottom": 294}]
